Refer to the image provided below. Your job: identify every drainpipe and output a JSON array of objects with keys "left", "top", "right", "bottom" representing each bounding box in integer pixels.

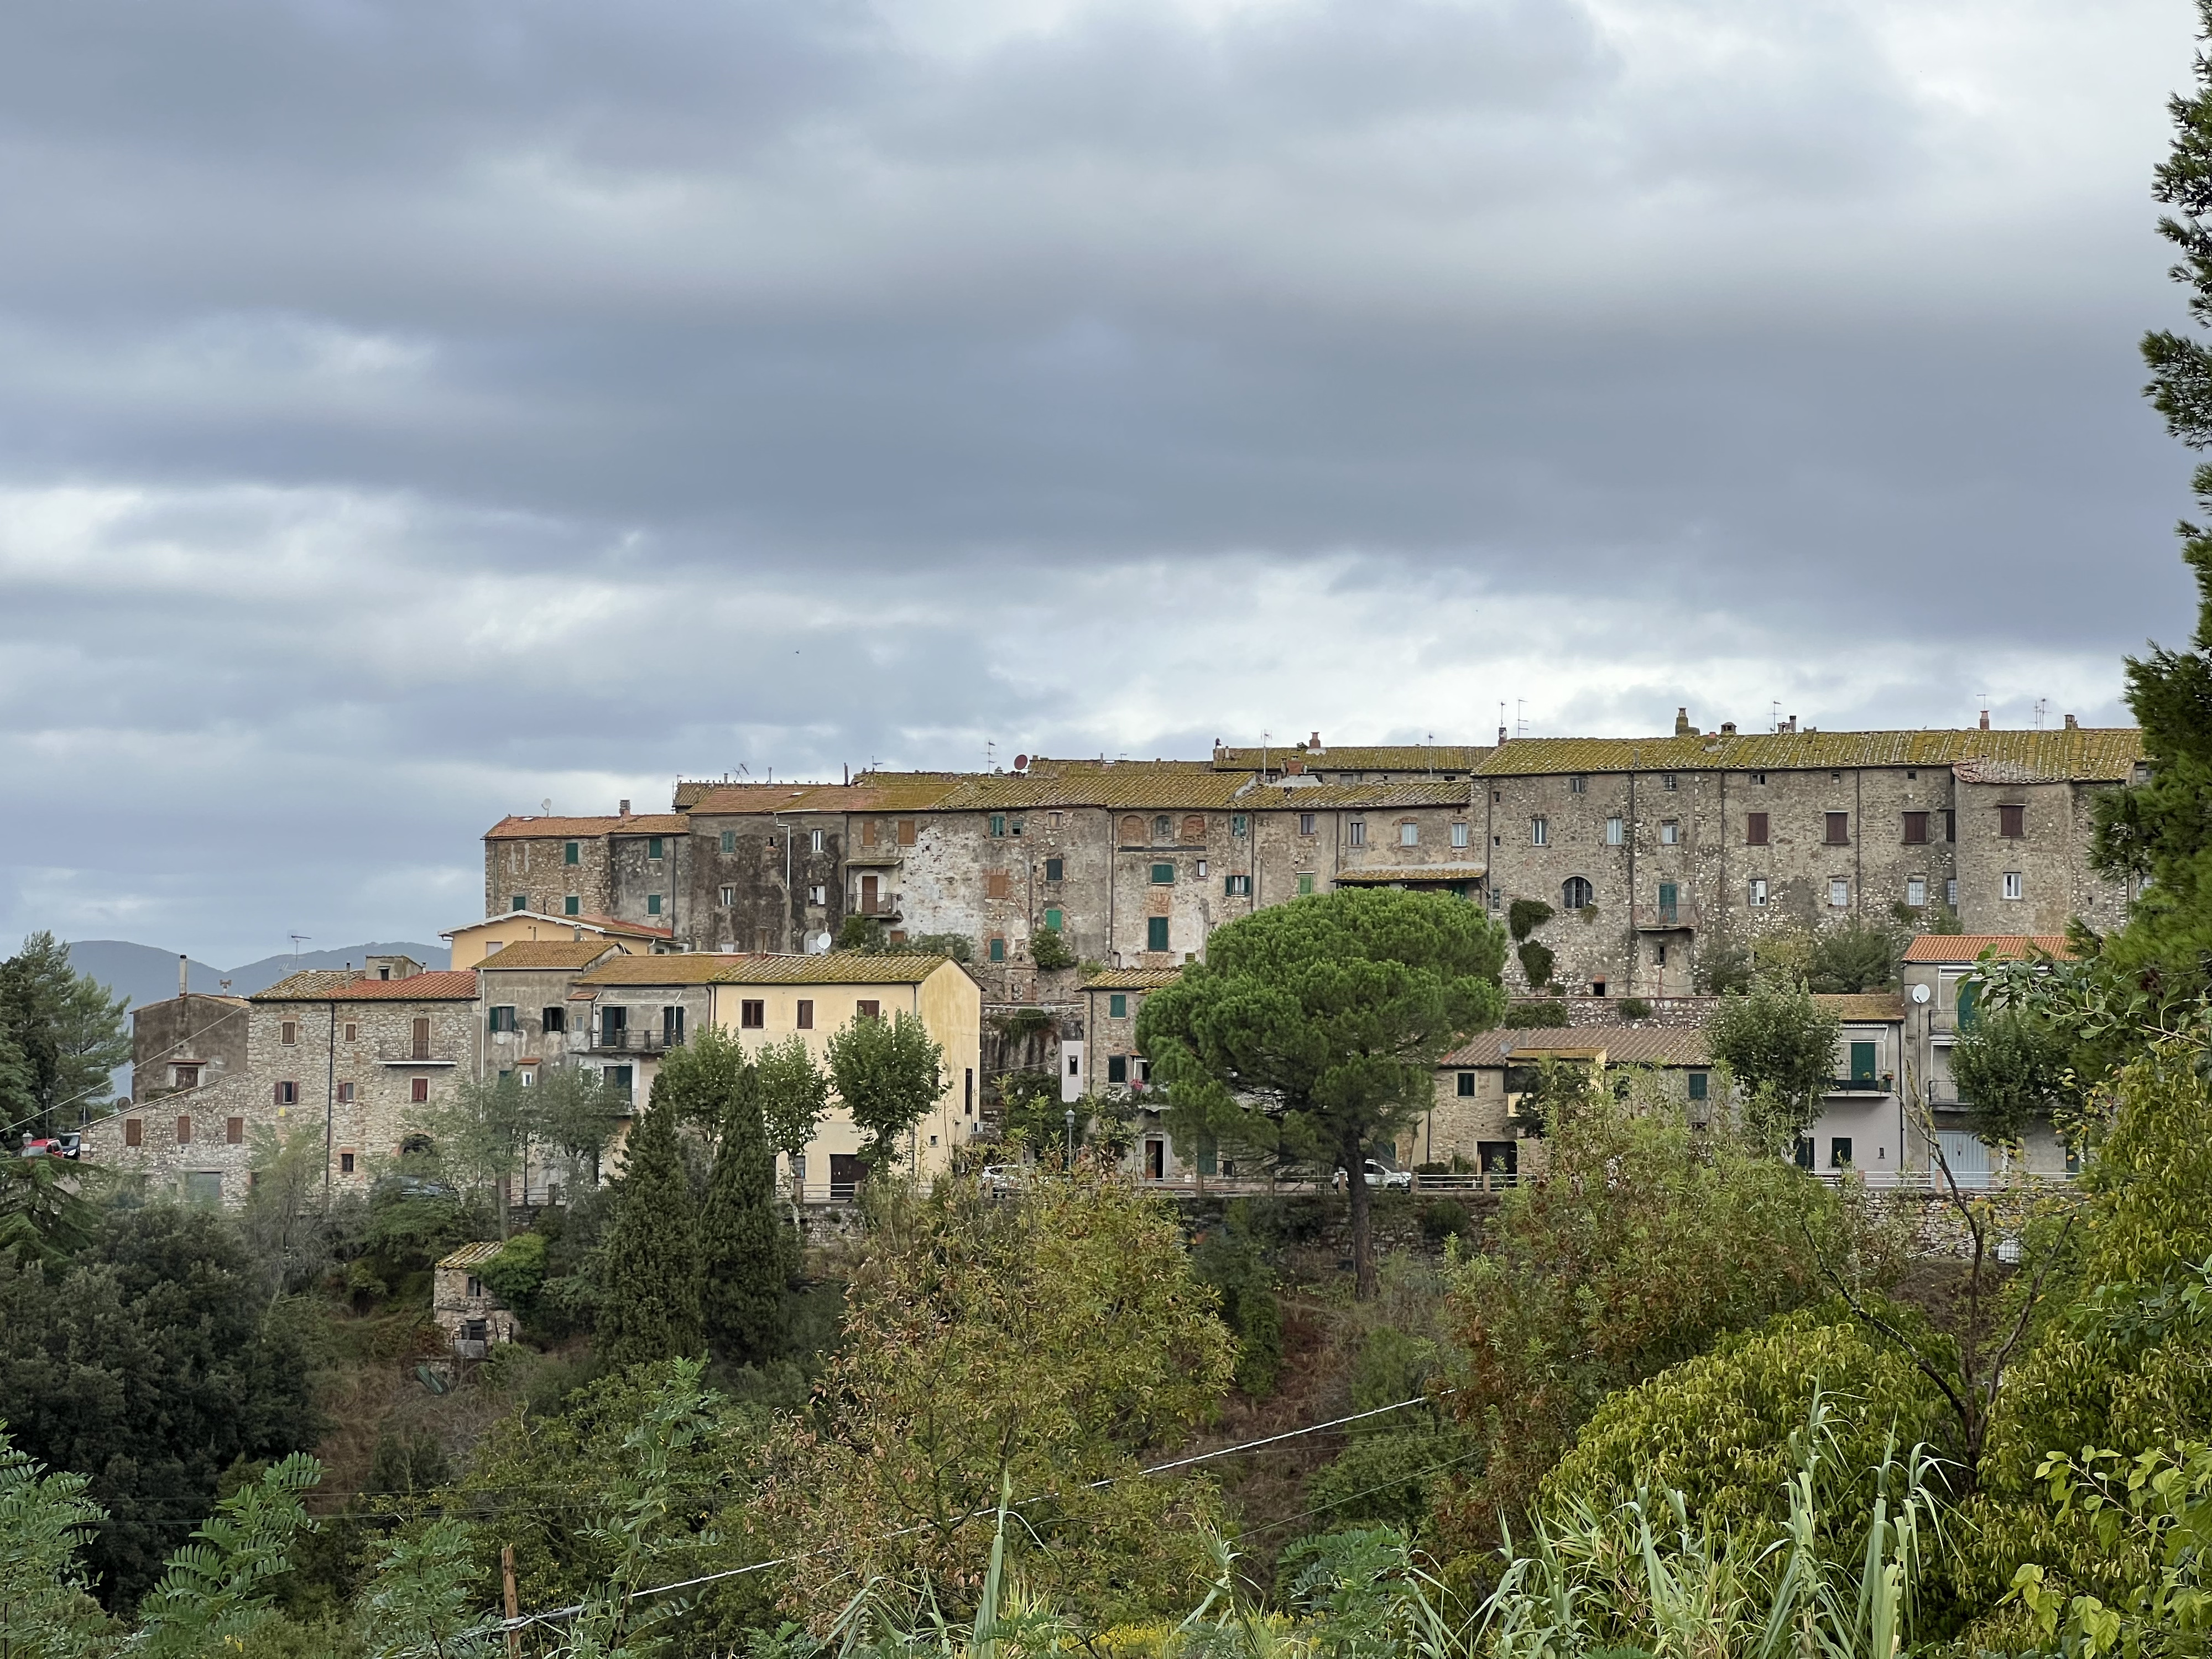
[{"left": 324, "top": 993, "right": 337, "bottom": 1211}]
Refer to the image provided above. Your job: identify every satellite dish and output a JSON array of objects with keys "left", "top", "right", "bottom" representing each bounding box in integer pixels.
[
  {"left": 1911, "top": 983, "right": 1932, "bottom": 1004},
  {"left": 1013, "top": 754, "right": 1029, "bottom": 771}
]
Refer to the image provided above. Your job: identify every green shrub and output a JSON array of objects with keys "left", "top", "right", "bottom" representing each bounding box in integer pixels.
[
  {"left": 1617, "top": 997, "right": 1652, "bottom": 1021},
  {"left": 1516, "top": 940, "right": 1556, "bottom": 992},
  {"left": 1511, "top": 999, "right": 1571, "bottom": 1028},
  {"left": 1030, "top": 928, "right": 1076, "bottom": 971},
  {"left": 1417, "top": 1198, "right": 1473, "bottom": 1244},
  {"left": 1191, "top": 1227, "right": 1282, "bottom": 1397}
]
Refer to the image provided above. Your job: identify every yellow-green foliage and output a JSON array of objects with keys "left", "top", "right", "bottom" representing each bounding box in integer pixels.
[{"left": 1540, "top": 1311, "right": 1945, "bottom": 1547}]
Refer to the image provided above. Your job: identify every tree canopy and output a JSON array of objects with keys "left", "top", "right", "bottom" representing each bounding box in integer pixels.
[
  {"left": 0, "top": 933, "right": 131, "bottom": 1140},
  {"left": 823, "top": 1010, "right": 945, "bottom": 1168},
  {"left": 1707, "top": 975, "right": 1841, "bottom": 1151},
  {"left": 592, "top": 1088, "right": 704, "bottom": 1369},
  {"left": 1136, "top": 888, "right": 1507, "bottom": 1296}
]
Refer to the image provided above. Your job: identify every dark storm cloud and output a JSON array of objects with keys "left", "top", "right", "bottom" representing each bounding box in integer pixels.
[{"left": 0, "top": 0, "right": 2195, "bottom": 959}]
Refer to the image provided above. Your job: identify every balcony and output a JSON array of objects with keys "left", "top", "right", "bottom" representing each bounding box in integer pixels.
[
  {"left": 1824, "top": 1074, "right": 1895, "bottom": 1096},
  {"left": 377, "top": 1048, "right": 459, "bottom": 1067},
  {"left": 854, "top": 892, "right": 903, "bottom": 919},
  {"left": 583, "top": 1028, "right": 687, "bottom": 1055},
  {"left": 1632, "top": 899, "right": 1699, "bottom": 931}
]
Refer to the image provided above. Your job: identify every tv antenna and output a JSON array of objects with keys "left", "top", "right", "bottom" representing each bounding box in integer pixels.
[{"left": 288, "top": 933, "right": 311, "bottom": 962}]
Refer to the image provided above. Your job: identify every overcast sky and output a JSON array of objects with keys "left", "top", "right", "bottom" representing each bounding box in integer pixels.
[{"left": 0, "top": 0, "right": 2201, "bottom": 964}]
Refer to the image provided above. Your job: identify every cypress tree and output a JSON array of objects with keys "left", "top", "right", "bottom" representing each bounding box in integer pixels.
[
  {"left": 593, "top": 1087, "right": 703, "bottom": 1368},
  {"left": 700, "top": 1063, "right": 789, "bottom": 1365}
]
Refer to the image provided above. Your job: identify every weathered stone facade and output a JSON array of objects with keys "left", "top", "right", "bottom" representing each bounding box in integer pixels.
[{"left": 130, "top": 988, "right": 249, "bottom": 1103}]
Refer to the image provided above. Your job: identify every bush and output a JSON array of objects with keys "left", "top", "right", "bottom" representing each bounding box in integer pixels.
[
  {"left": 1417, "top": 1198, "right": 1474, "bottom": 1244},
  {"left": 1616, "top": 997, "right": 1652, "bottom": 1021},
  {"left": 1516, "top": 940, "right": 1557, "bottom": 992},
  {"left": 1192, "top": 1225, "right": 1283, "bottom": 1397},
  {"left": 1030, "top": 928, "right": 1076, "bottom": 971},
  {"left": 1510, "top": 1000, "right": 1570, "bottom": 1028},
  {"left": 1507, "top": 900, "right": 1554, "bottom": 943}
]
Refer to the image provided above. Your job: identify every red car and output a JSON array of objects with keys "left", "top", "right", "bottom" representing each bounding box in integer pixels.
[{"left": 19, "top": 1135, "right": 81, "bottom": 1159}]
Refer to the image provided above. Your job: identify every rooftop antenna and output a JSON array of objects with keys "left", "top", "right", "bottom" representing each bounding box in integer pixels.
[
  {"left": 1770, "top": 701, "right": 1781, "bottom": 734},
  {"left": 1262, "top": 729, "right": 1270, "bottom": 775},
  {"left": 1515, "top": 699, "right": 1527, "bottom": 740},
  {"left": 289, "top": 933, "right": 310, "bottom": 962},
  {"left": 986, "top": 739, "right": 996, "bottom": 772},
  {"left": 2033, "top": 697, "right": 2048, "bottom": 731},
  {"left": 1426, "top": 733, "right": 1435, "bottom": 775}
]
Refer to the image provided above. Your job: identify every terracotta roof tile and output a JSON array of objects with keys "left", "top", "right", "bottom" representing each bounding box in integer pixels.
[
  {"left": 1902, "top": 933, "right": 2076, "bottom": 964},
  {"left": 1441, "top": 1026, "right": 1711, "bottom": 1067},
  {"left": 1814, "top": 993, "right": 1907, "bottom": 1021},
  {"left": 714, "top": 951, "right": 964, "bottom": 985},
  {"left": 573, "top": 954, "right": 750, "bottom": 986},
  {"left": 483, "top": 813, "right": 689, "bottom": 839},
  {"left": 476, "top": 942, "right": 623, "bottom": 971},
  {"left": 258, "top": 969, "right": 479, "bottom": 1001},
  {"left": 1329, "top": 862, "right": 1489, "bottom": 885},
  {"left": 437, "top": 1241, "right": 507, "bottom": 1269},
  {"left": 1213, "top": 744, "right": 1491, "bottom": 772},
  {"left": 253, "top": 970, "right": 358, "bottom": 1001},
  {"left": 1248, "top": 781, "right": 1473, "bottom": 808},
  {"left": 1081, "top": 967, "right": 1185, "bottom": 990},
  {"left": 686, "top": 775, "right": 966, "bottom": 816},
  {"left": 1477, "top": 727, "right": 2143, "bottom": 781},
  {"left": 575, "top": 914, "right": 674, "bottom": 940}
]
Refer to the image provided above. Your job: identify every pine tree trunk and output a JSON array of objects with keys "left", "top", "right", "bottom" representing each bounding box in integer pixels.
[{"left": 1345, "top": 1131, "right": 1377, "bottom": 1299}]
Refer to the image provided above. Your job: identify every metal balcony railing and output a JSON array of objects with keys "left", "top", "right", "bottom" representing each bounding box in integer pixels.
[
  {"left": 1824, "top": 1074, "right": 1895, "bottom": 1095},
  {"left": 585, "top": 1028, "right": 687, "bottom": 1055},
  {"left": 1633, "top": 899, "right": 1699, "bottom": 931}
]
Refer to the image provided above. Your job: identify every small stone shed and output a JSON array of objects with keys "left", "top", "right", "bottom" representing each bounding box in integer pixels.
[{"left": 432, "top": 1240, "right": 520, "bottom": 1358}]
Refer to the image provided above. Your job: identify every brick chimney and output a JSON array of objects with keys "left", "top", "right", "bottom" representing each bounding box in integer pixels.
[
  {"left": 1978, "top": 709, "right": 1990, "bottom": 731},
  {"left": 2064, "top": 713, "right": 2078, "bottom": 729},
  {"left": 1308, "top": 731, "right": 1322, "bottom": 752},
  {"left": 618, "top": 799, "right": 631, "bottom": 817},
  {"left": 1674, "top": 707, "right": 1693, "bottom": 737}
]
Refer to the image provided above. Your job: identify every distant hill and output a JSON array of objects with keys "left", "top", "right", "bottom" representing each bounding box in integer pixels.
[{"left": 65, "top": 939, "right": 450, "bottom": 1011}]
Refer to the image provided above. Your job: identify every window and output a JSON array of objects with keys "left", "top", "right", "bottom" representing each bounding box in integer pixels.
[
  {"left": 1945, "top": 877, "right": 1959, "bottom": 907},
  {"left": 1147, "top": 916, "right": 1171, "bottom": 951},
  {"left": 1830, "top": 1138, "right": 1854, "bottom": 1170},
  {"left": 1232, "top": 815, "right": 1248, "bottom": 837},
  {"left": 1660, "top": 820, "right": 1678, "bottom": 844},
  {"left": 411, "top": 1077, "right": 429, "bottom": 1103},
  {"left": 808, "top": 884, "right": 827, "bottom": 905},
  {"left": 226, "top": 1117, "right": 243, "bottom": 1145},
  {"left": 124, "top": 1118, "right": 142, "bottom": 1147},
  {"left": 411, "top": 1017, "right": 431, "bottom": 1060},
  {"left": 279, "top": 1020, "right": 297, "bottom": 1045},
  {"left": 989, "top": 936, "right": 1006, "bottom": 962},
  {"left": 664, "top": 1006, "right": 685, "bottom": 1042},
  {"left": 721, "top": 830, "right": 736, "bottom": 854},
  {"left": 1150, "top": 862, "right": 1175, "bottom": 884},
  {"left": 606, "top": 1065, "right": 633, "bottom": 1099},
  {"left": 565, "top": 841, "right": 580, "bottom": 865},
  {"left": 1224, "top": 874, "right": 1251, "bottom": 896},
  {"left": 564, "top": 895, "right": 580, "bottom": 916},
  {"left": 1829, "top": 878, "right": 1850, "bottom": 907},
  {"left": 719, "top": 885, "right": 736, "bottom": 907},
  {"left": 1569, "top": 775, "right": 1587, "bottom": 793},
  {"left": 796, "top": 999, "right": 813, "bottom": 1029},
  {"left": 1661, "top": 774, "right": 1678, "bottom": 791},
  {"left": 1120, "top": 815, "right": 1145, "bottom": 844},
  {"left": 1605, "top": 816, "right": 1624, "bottom": 845},
  {"left": 897, "top": 818, "right": 917, "bottom": 846},
  {"left": 1749, "top": 878, "right": 1768, "bottom": 906},
  {"left": 1452, "top": 821, "right": 1470, "bottom": 848},
  {"left": 1044, "top": 906, "right": 1064, "bottom": 930},
  {"left": 511, "top": 894, "right": 527, "bottom": 911},
  {"left": 1824, "top": 812, "right": 1850, "bottom": 845},
  {"left": 344, "top": 1022, "right": 358, "bottom": 1042},
  {"left": 648, "top": 836, "right": 663, "bottom": 858},
  {"left": 337, "top": 1081, "right": 355, "bottom": 1102},
  {"left": 1902, "top": 811, "right": 1929, "bottom": 844},
  {"left": 1044, "top": 857, "right": 1064, "bottom": 881},
  {"left": 1196, "top": 858, "right": 1209, "bottom": 877},
  {"left": 1531, "top": 816, "right": 1549, "bottom": 846},
  {"left": 176, "top": 1115, "right": 192, "bottom": 1144},
  {"left": 1153, "top": 815, "right": 1172, "bottom": 841},
  {"left": 1688, "top": 1071, "right": 1708, "bottom": 1102},
  {"left": 1906, "top": 876, "right": 1927, "bottom": 907},
  {"left": 1751, "top": 771, "right": 1767, "bottom": 786},
  {"left": 489, "top": 1005, "right": 518, "bottom": 1033},
  {"left": 1943, "top": 810, "right": 1957, "bottom": 842},
  {"left": 1182, "top": 815, "right": 1207, "bottom": 841},
  {"left": 1999, "top": 804, "right": 2025, "bottom": 838},
  {"left": 1101, "top": 992, "right": 1127, "bottom": 1021},
  {"left": 1561, "top": 876, "right": 1593, "bottom": 910},
  {"left": 2003, "top": 871, "right": 2024, "bottom": 901},
  {"left": 542, "top": 1006, "right": 565, "bottom": 1033},
  {"left": 1300, "top": 812, "right": 1316, "bottom": 836},
  {"left": 810, "top": 828, "right": 825, "bottom": 853},
  {"left": 1457, "top": 1071, "right": 1477, "bottom": 1097},
  {"left": 1850, "top": 1040, "right": 1877, "bottom": 1082},
  {"left": 1108, "top": 1055, "right": 1128, "bottom": 1084},
  {"left": 1297, "top": 873, "right": 1316, "bottom": 895},
  {"left": 990, "top": 813, "right": 1008, "bottom": 837},
  {"left": 646, "top": 893, "right": 662, "bottom": 915},
  {"left": 273, "top": 1080, "right": 298, "bottom": 1105},
  {"left": 339, "top": 1152, "right": 355, "bottom": 1173},
  {"left": 853, "top": 1000, "right": 881, "bottom": 1021},
  {"left": 1746, "top": 812, "right": 1769, "bottom": 846},
  {"left": 1348, "top": 820, "right": 1367, "bottom": 847},
  {"left": 741, "top": 999, "right": 765, "bottom": 1028},
  {"left": 1399, "top": 821, "right": 1419, "bottom": 846},
  {"left": 184, "top": 1172, "right": 222, "bottom": 1207}
]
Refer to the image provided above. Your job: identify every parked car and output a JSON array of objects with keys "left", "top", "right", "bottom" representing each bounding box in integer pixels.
[
  {"left": 1333, "top": 1159, "right": 1413, "bottom": 1191},
  {"left": 19, "top": 1135, "right": 80, "bottom": 1160},
  {"left": 977, "top": 1165, "right": 1024, "bottom": 1194}
]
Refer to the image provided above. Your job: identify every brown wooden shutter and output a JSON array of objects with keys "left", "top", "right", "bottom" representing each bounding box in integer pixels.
[
  {"left": 987, "top": 870, "right": 1011, "bottom": 899},
  {"left": 796, "top": 999, "right": 813, "bottom": 1030},
  {"left": 862, "top": 818, "right": 878, "bottom": 847},
  {"left": 2000, "top": 804, "right": 2025, "bottom": 838},
  {"left": 1746, "top": 812, "right": 1768, "bottom": 846},
  {"left": 176, "top": 1116, "right": 192, "bottom": 1144},
  {"left": 411, "top": 1018, "right": 430, "bottom": 1061},
  {"left": 226, "top": 1118, "right": 244, "bottom": 1145},
  {"left": 857, "top": 999, "right": 880, "bottom": 1020},
  {"left": 124, "top": 1118, "right": 142, "bottom": 1147},
  {"left": 896, "top": 818, "right": 916, "bottom": 846},
  {"left": 1824, "top": 812, "right": 1850, "bottom": 845},
  {"left": 1902, "top": 811, "right": 1928, "bottom": 844}
]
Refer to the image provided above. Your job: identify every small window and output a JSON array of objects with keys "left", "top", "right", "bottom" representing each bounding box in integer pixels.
[
  {"left": 279, "top": 1021, "right": 297, "bottom": 1046},
  {"left": 1569, "top": 775, "right": 1587, "bottom": 794},
  {"left": 796, "top": 999, "right": 814, "bottom": 1030},
  {"left": 1605, "top": 816, "right": 1623, "bottom": 846},
  {"left": 1746, "top": 812, "right": 1769, "bottom": 846},
  {"left": 1531, "top": 816, "right": 1548, "bottom": 847},
  {"left": 340, "top": 1151, "right": 355, "bottom": 1173},
  {"left": 1829, "top": 878, "right": 1850, "bottom": 907},
  {"left": 344, "top": 1022, "right": 358, "bottom": 1042},
  {"left": 719, "top": 885, "right": 737, "bottom": 907},
  {"left": 1399, "top": 821, "right": 1419, "bottom": 847},
  {"left": 1687, "top": 1072, "right": 1708, "bottom": 1102},
  {"left": 1109, "top": 992, "right": 1128, "bottom": 1018},
  {"left": 1660, "top": 820, "right": 1678, "bottom": 845},
  {"left": 1451, "top": 821, "right": 1469, "bottom": 848},
  {"left": 1661, "top": 774, "right": 1677, "bottom": 791},
  {"left": 1153, "top": 815, "right": 1172, "bottom": 841},
  {"left": 1299, "top": 813, "right": 1316, "bottom": 836},
  {"left": 989, "top": 937, "right": 1006, "bottom": 962},
  {"left": 1751, "top": 772, "right": 1767, "bottom": 786},
  {"left": 646, "top": 893, "right": 662, "bottom": 915},
  {"left": 124, "top": 1118, "right": 142, "bottom": 1147},
  {"left": 273, "top": 1080, "right": 298, "bottom": 1105},
  {"left": 1147, "top": 916, "right": 1170, "bottom": 952},
  {"left": 510, "top": 895, "right": 527, "bottom": 911},
  {"left": 1150, "top": 862, "right": 1176, "bottom": 885},
  {"left": 2004, "top": 871, "right": 2024, "bottom": 901},
  {"left": 1297, "top": 873, "right": 1316, "bottom": 895},
  {"left": 648, "top": 836, "right": 663, "bottom": 858},
  {"left": 565, "top": 841, "right": 580, "bottom": 865},
  {"left": 857, "top": 1000, "right": 881, "bottom": 1020},
  {"left": 741, "top": 999, "right": 765, "bottom": 1028},
  {"left": 1348, "top": 820, "right": 1367, "bottom": 847},
  {"left": 1108, "top": 1055, "right": 1129, "bottom": 1084},
  {"left": 1830, "top": 1138, "right": 1853, "bottom": 1170},
  {"left": 990, "top": 814, "right": 1008, "bottom": 837},
  {"left": 1231, "top": 814, "right": 1248, "bottom": 837},
  {"left": 1195, "top": 858, "right": 1208, "bottom": 877},
  {"left": 811, "top": 828, "right": 826, "bottom": 853},
  {"left": 1824, "top": 812, "right": 1850, "bottom": 845},
  {"left": 1044, "top": 906, "right": 1064, "bottom": 930},
  {"left": 721, "top": 830, "right": 737, "bottom": 854},
  {"left": 1946, "top": 877, "right": 1959, "bottom": 907},
  {"left": 1562, "top": 876, "right": 1593, "bottom": 910},
  {"left": 1456, "top": 1072, "right": 1476, "bottom": 1097},
  {"left": 489, "top": 1005, "right": 518, "bottom": 1033},
  {"left": 1999, "top": 804, "right": 2025, "bottom": 838},
  {"left": 664, "top": 1006, "right": 685, "bottom": 1042},
  {"left": 1902, "top": 811, "right": 1928, "bottom": 844},
  {"left": 542, "top": 1006, "right": 565, "bottom": 1033},
  {"left": 564, "top": 895, "right": 580, "bottom": 916},
  {"left": 1749, "top": 878, "right": 1768, "bottom": 907},
  {"left": 411, "top": 1077, "right": 429, "bottom": 1103},
  {"left": 178, "top": 1114, "right": 192, "bottom": 1144},
  {"left": 466, "top": 1275, "right": 483, "bottom": 1299},
  {"left": 337, "top": 1081, "right": 355, "bottom": 1103},
  {"left": 606, "top": 1065, "right": 633, "bottom": 1099},
  {"left": 1906, "top": 876, "right": 1927, "bottom": 908},
  {"left": 226, "top": 1117, "right": 243, "bottom": 1145},
  {"left": 1044, "top": 857, "right": 1064, "bottom": 881},
  {"left": 1943, "top": 810, "right": 1957, "bottom": 842},
  {"left": 1224, "top": 874, "right": 1251, "bottom": 896},
  {"left": 808, "top": 884, "right": 827, "bottom": 906}
]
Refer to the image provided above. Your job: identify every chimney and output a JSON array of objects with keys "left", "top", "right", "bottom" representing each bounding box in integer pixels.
[
  {"left": 1783, "top": 715, "right": 1797, "bottom": 733},
  {"left": 1497, "top": 724, "right": 1509, "bottom": 745},
  {"left": 1674, "top": 707, "right": 1693, "bottom": 737},
  {"left": 2064, "top": 713, "right": 2078, "bottom": 730},
  {"left": 1720, "top": 721, "right": 1737, "bottom": 735},
  {"left": 618, "top": 799, "right": 630, "bottom": 817},
  {"left": 1308, "top": 732, "right": 1322, "bottom": 752},
  {"left": 1979, "top": 709, "right": 1990, "bottom": 732},
  {"left": 178, "top": 953, "right": 188, "bottom": 999},
  {"left": 1286, "top": 758, "right": 1305, "bottom": 775}
]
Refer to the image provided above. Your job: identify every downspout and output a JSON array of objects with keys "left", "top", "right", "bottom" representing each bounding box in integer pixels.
[
  {"left": 1107, "top": 809, "right": 1117, "bottom": 963},
  {"left": 1625, "top": 752, "right": 1638, "bottom": 996},
  {"left": 324, "top": 993, "right": 337, "bottom": 1211}
]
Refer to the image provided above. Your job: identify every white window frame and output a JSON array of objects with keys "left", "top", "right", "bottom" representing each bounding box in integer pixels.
[
  {"left": 1399, "top": 821, "right": 1419, "bottom": 847},
  {"left": 1605, "top": 816, "right": 1624, "bottom": 846},
  {"left": 1906, "top": 876, "right": 1927, "bottom": 908},
  {"left": 1749, "top": 878, "right": 1767, "bottom": 907},
  {"left": 1531, "top": 816, "right": 1549, "bottom": 847},
  {"left": 1660, "top": 820, "right": 1678, "bottom": 845},
  {"left": 1829, "top": 878, "right": 1850, "bottom": 908},
  {"left": 2003, "top": 871, "right": 2024, "bottom": 901},
  {"left": 1451, "top": 821, "right": 1470, "bottom": 848}
]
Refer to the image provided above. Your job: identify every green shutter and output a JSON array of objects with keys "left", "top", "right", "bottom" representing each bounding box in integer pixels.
[
  {"left": 565, "top": 896, "right": 580, "bottom": 916},
  {"left": 989, "top": 937, "right": 1006, "bottom": 962},
  {"left": 648, "top": 837, "right": 662, "bottom": 858},
  {"left": 1151, "top": 863, "right": 1175, "bottom": 884},
  {"left": 565, "top": 842, "right": 580, "bottom": 865},
  {"left": 1850, "top": 1041, "right": 1877, "bottom": 1083},
  {"left": 1044, "top": 907, "right": 1063, "bottom": 931},
  {"left": 1297, "top": 873, "right": 1315, "bottom": 896},
  {"left": 511, "top": 895, "right": 526, "bottom": 912},
  {"left": 647, "top": 894, "right": 662, "bottom": 915},
  {"left": 1457, "top": 1072, "right": 1475, "bottom": 1097},
  {"left": 1147, "top": 917, "right": 1170, "bottom": 951},
  {"left": 1109, "top": 993, "right": 1127, "bottom": 1018},
  {"left": 1955, "top": 981, "right": 1981, "bottom": 1030},
  {"left": 1688, "top": 1072, "right": 1708, "bottom": 1102}
]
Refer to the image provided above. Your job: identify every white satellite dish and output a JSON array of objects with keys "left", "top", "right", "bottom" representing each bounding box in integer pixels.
[{"left": 1910, "top": 983, "right": 1931, "bottom": 1004}]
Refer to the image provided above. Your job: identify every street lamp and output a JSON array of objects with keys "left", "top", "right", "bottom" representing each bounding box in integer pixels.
[{"left": 1065, "top": 1108, "right": 1077, "bottom": 1165}]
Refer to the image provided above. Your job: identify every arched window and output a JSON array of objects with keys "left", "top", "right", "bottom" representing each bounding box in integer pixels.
[
  {"left": 1561, "top": 877, "right": 1594, "bottom": 911},
  {"left": 1120, "top": 815, "right": 1145, "bottom": 844}
]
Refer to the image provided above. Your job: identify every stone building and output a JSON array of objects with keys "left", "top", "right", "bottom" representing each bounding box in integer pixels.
[
  {"left": 85, "top": 959, "right": 480, "bottom": 1206},
  {"left": 128, "top": 975, "right": 250, "bottom": 1105},
  {"left": 432, "top": 1240, "right": 519, "bottom": 1357},
  {"left": 481, "top": 805, "right": 691, "bottom": 931}
]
